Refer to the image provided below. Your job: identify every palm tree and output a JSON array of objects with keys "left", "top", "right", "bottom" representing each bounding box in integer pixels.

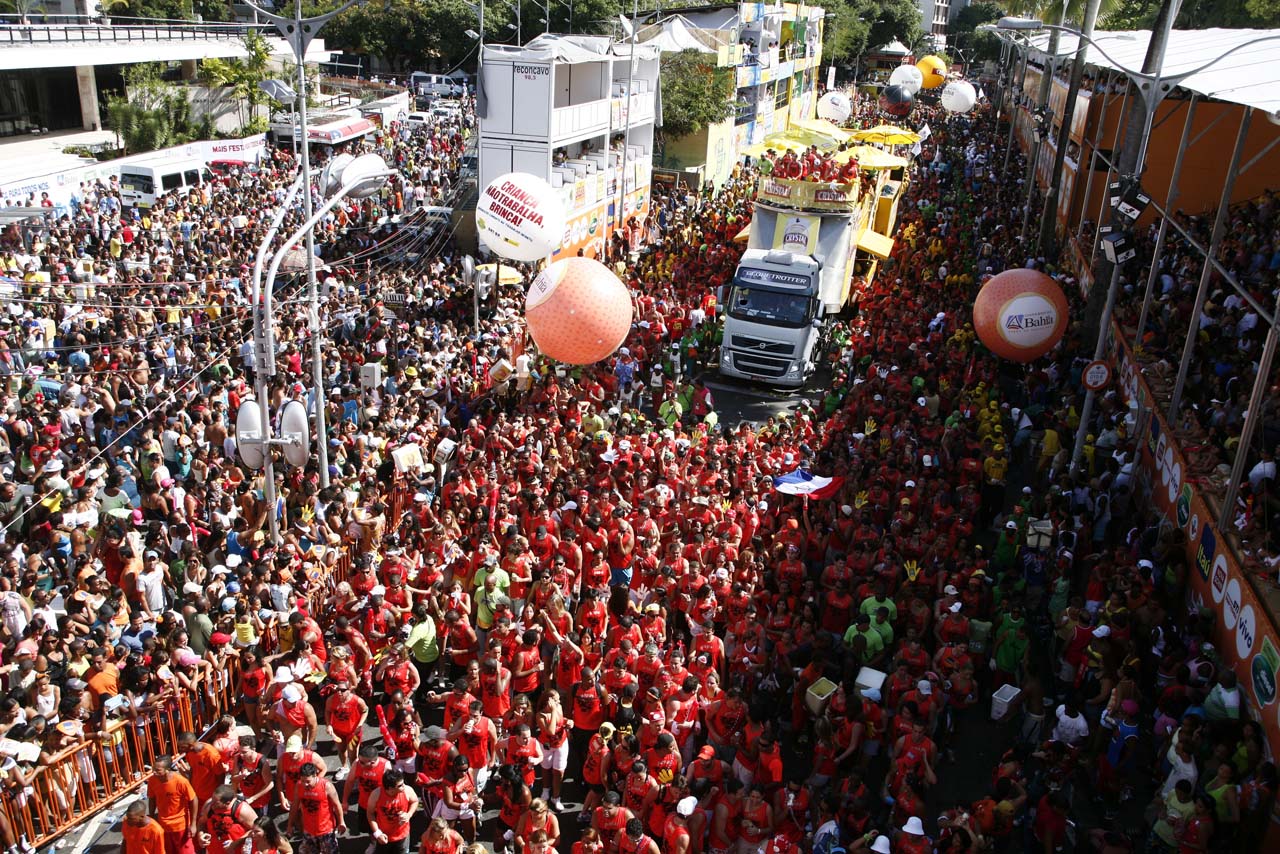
[
  {"left": 200, "top": 31, "right": 274, "bottom": 129},
  {"left": 1, "top": 0, "right": 46, "bottom": 26},
  {"left": 1004, "top": 0, "right": 1121, "bottom": 27}
]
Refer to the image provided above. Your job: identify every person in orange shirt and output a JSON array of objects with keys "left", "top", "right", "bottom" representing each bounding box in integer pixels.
[
  {"left": 123, "top": 801, "right": 166, "bottom": 854},
  {"left": 85, "top": 648, "right": 120, "bottom": 711},
  {"left": 146, "top": 756, "right": 198, "bottom": 854},
  {"left": 178, "top": 732, "right": 226, "bottom": 807}
]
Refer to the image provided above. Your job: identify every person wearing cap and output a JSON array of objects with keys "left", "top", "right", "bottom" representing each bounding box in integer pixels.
[
  {"left": 276, "top": 733, "right": 325, "bottom": 812},
  {"left": 268, "top": 679, "right": 318, "bottom": 753},
  {"left": 1096, "top": 697, "right": 1142, "bottom": 814},
  {"left": 896, "top": 817, "right": 932, "bottom": 854}
]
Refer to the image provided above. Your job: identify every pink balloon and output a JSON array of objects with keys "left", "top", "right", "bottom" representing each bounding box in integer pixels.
[{"left": 525, "top": 257, "right": 633, "bottom": 365}]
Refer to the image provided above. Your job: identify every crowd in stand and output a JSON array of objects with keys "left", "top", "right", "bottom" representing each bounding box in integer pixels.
[{"left": 0, "top": 83, "right": 1271, "bottom": 854}]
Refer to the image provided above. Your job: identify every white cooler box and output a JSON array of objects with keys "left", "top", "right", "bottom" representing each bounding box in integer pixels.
[
  {"left": 992, "top": 684, "right": 1021, "bottom": 720},
  {"left": 805, "top": 677, "right": 838, "bottom": 716}
]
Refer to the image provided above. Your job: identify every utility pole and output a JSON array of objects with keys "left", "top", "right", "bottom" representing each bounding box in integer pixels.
[
  {"left": 1039, "top": 0, "right": 1101, "bottom": 255},
  {"left": 1079, "top": 0, "right": 1180, "bottom": 342}
]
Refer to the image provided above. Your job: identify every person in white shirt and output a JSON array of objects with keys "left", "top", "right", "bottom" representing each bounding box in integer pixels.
[
  {"left": 1052, "top": 701, "right": 1089, "bottom": 747},
  {"left": 1249, "top": 448, "right": 1276, "bottom": 490}
]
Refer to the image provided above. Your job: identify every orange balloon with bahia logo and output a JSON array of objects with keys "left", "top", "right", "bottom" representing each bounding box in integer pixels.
[{"left": 972, "top": 268, "right": 1069, "bottom": 362}]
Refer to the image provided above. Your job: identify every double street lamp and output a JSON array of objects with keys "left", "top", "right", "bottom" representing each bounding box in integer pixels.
[{"left": 244, "top": 153, "right": 393, "bottom": 544}]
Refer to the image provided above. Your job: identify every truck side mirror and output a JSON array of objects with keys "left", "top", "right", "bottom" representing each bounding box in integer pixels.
[{"left": 716, "top": 286, "right": 726, "bottom": 304}]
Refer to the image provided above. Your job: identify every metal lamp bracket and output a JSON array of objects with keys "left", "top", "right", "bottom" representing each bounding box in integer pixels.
[{"left": 239, "top": 0, "right": 364, "bottom": 56}]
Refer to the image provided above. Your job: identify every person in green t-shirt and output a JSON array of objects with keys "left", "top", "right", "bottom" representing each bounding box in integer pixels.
[
  {"left": 473, "top": 559, "right": 510, "bottom": 632},
  {"left": 405, "top": 603, "right": 440, "bottom": 682},
  {"left": 993, "top": 622, "right": 1029, "bottom": 682},
  {"left": 842, "top": 614, "right": 885, "bottom": 664}
]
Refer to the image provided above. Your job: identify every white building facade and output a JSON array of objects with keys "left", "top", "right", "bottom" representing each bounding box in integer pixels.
[{"left": 478, "top": 35, "right": 659, "bottom": 261}]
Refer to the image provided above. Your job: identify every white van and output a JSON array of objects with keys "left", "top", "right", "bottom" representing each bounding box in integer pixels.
[
  {"left": 409, "top": 72, "right": 463, "bottom": 98},
  {"left": 118, "top": 159, "right": 212, "bottom": 208}
]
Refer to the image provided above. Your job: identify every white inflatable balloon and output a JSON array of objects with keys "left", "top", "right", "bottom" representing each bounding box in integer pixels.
[
  {"left": 889, "top": 64, "right": 924, "bottom": 95},
  {"left": 476, "top": 172, "right": 568, "bottom": 262},
  {"left": 816, "top": 91, "right": 853, "bottom": 123},
  {"left": 940, "top": 80, "right": 978, "bottom": 114}
]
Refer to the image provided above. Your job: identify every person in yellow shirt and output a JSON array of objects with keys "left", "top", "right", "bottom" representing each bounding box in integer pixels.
[{"left": 1038, "top": 423, "right": 1061, "bottom": 478}]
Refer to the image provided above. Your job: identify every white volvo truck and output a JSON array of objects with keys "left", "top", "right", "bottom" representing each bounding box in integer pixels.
[{"left": 718, "top": 172, "right": 898, "bottom": 387}]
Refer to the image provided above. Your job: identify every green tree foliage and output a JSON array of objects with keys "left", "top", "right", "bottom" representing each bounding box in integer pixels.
[
  {"left": 1101, "top": 0, "right": 1277, "bottom": 31},
  {"left": 948, "top": 1, "right": 1004, "bottom": 63},
  {"left": 105, "top": 64, "right": 213, "bottom": 154},
  {"left": 657, "top": 49, "right": 734, "bottom": 142},
  {"left": 200, "top": 32, "right": 275, "bottom": 128},
  {"left": 104, "top": 0, "right": 230, "bottom": 21},
  {"left": 951, "top": 1, "right": 1003, "bottom": 32},
  {"left": 822, "top": 0, "right": 923, "bottom": 65},
  {"left": 0, "top": 0, "right": 46, "bottom": 25},
  {"left": 311, "top": 0, "right": 620, "bottom": 71}
]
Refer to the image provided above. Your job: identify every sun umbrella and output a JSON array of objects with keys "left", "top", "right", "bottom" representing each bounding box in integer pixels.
[
  {"left": 833, "top": 145, "right": 910, "bottom": 170},
  {"left": 850, "top": 124, "right": 921, "bottom": 145},
  {"left": 476, "top": 263, "right": 524, "bottom": 286},
  {"left": 791, "top": 118, "right": 853, "bottom": 143}
]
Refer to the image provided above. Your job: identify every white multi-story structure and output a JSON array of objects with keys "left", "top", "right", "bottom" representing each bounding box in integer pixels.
[
  {"left": 0, "top": 20, "right": 325, "bottom": 137},
  {"left": 918, "top": 0, "right": 951, "bottom": 49},
  {"left": 478, "top": 34, "right": 659, "bottom": 261}
]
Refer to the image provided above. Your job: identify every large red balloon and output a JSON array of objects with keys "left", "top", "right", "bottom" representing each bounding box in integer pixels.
[
  {"left": 525, "top": 257, "right": 633, "bottom": 364},
  {"left": 972, "top": 269, "right": 1069, "bottom": 362}
]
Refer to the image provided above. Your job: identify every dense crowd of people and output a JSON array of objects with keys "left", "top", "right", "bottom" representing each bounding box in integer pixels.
[{"left": 0, "top": 77, "right": 1272, "bottom": 854}]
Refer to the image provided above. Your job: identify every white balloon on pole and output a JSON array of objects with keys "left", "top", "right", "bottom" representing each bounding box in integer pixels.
[
  {"left": 816, "top": 91, "right": 853, "bottom": 123},
  {"left": 940, "top": 80, "right": 978, "bottom": 114},
  {"left": 889, "top": 64, "right": 924, "bottom": 95},
  {"left": 476, "top": 172, "right": 569, "bottom": 262}
]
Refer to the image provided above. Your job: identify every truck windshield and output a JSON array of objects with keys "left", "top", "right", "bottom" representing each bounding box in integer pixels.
[{"left": 727, "top": 284, "right": 812, "bottom": 328}]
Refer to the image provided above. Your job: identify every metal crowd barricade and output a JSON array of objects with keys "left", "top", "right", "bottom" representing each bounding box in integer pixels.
[{"left": 8, "top": 482, "right": 414, "bottom": 847}]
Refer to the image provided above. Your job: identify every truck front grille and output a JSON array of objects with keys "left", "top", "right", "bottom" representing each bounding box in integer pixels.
[
  {"left": 729, "top": 335, "right": 794, "bottom": 356},
  {"left": 728, "top": 352, "right": 791, "bottom": 378}
]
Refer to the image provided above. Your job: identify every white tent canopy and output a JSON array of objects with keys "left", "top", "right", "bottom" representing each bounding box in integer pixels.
[
  {"left": 641, "top": 15, "right": 722, "bottom": 53},
  {"left": 1024, "top": 28, "right": 1280, "bottom": 116},
  {"left": 485, "top": 34, "right": 660, "bottom": 65}
]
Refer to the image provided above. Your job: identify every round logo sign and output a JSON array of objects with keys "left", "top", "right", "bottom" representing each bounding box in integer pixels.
[
  {"left": 1224, "top": 578, "right": 1243, "bottom": 630},
  {"left": 1237, "top": 604, "right": 1257, "bottom": 659},
  {"left": 1253, "top": 652, "right": 1277, "bottom": 706},
  {"left": 1082, "top": 360, "right": 1111, "bottom": 391},
  {"left": 997, "top": 293, "right": 1062, "bottom": 350},
  {"left": 1176, "top": 484, "right": 1193, "bottom": 529}
]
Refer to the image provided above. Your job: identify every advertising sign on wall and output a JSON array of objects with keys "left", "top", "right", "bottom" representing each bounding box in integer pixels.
[{"left": 1111, "top": 326, "right": 1280, "bottom": 843}]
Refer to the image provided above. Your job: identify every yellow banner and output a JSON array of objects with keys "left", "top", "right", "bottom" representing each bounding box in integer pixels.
[{"left": 772, "top": 213, "right": 820, "bottom": 254}]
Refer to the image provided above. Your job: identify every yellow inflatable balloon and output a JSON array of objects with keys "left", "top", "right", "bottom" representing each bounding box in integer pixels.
[{"left": 916, "top": 55, "right": 947, "bottom": 89}]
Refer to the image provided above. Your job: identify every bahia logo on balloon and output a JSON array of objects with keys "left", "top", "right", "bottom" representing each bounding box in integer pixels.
[{"left": 998, "top": 295, "right": 1059, "bottom": 347}]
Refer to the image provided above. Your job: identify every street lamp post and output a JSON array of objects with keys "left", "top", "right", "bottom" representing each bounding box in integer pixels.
[
  {"left": 249, "top": 156, "right": 392, "bottom": 543},
  {"left": 1037, "top": 0, "right": 1102, "bottom": 255},
  {"left": 240, "top": 0, "right": 360, "bottom": 489},
  {"left": 249, "top": 172, "right": 306, "bottom": 545}
]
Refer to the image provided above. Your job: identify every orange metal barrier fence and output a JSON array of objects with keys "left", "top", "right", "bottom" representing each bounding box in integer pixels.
[{"left": 4, "top": 484, "right": 413, "bottom": 849}]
